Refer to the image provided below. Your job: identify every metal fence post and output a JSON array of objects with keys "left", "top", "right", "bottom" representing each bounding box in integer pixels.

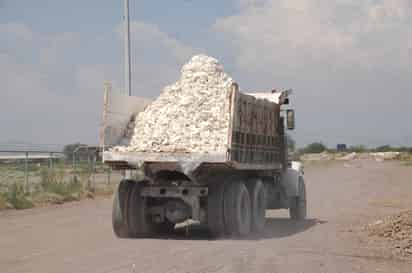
[
  {"left": 49, "top": 152, "right": 53, "bottom": 169},
  {"left": 107, "top": 168, "right": 111, "bottom": 185},
  {"left": 91, "top": 153, "right": 96, "bottom": 190},
  {"left": 24, "top": 151, "right": 29, "bottom": 193},
  {"left": 72, "top": 151, "right": 76, "bottom": 182},
  {"left": 87, "top": 147, "right": 90, "bottom": 171}
]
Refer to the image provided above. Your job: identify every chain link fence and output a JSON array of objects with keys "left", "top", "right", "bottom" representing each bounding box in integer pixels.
[{"left": 0, "top": 150, "right": 122, "bottom": 209}]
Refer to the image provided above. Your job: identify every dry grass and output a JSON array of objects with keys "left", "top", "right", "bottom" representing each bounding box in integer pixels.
[
  {"left": 401, "top": 161, "right": 412, "bottom": 166},
  {"left": 0, "top": 183, "right": 33, "bottom": 210},
  {"left": 0, "top": 164, "right": 115, "bottom": 210}
]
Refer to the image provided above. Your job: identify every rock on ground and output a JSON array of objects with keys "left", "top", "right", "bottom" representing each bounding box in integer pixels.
[{"left": 366, "top": 210, "right": 412, "bottom": 256}]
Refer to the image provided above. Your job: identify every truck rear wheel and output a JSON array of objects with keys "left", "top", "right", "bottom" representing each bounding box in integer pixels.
[
  {"left": 128, "top": 182, "right": 153, "bottom": 237},
  {"left": 112, "top": 180, "right": 133, "bottom": 238},
  {"left": 289, "top": 177, "right": 307, "bottom": 220},
  {"left": 207, "top": 182, "right": 226, "bottom": 237},
  {"left": 246, "top": 179, "right": 267, "bottom": 233},
  {"left": 224, "top": 181, "right": 251, "bottom": 236}
]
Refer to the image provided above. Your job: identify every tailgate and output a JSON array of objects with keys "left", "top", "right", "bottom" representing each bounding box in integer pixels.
[{"left": 100, "top": 82, "right": 152, "bottom": 158}]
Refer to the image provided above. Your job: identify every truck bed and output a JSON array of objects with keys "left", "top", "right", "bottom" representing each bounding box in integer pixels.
[{"left": 101, "top": 83, "right": 288, "bottom": 171}]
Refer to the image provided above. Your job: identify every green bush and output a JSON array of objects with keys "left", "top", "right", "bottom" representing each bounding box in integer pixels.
[
  {"left": 302, "top": 142, "right": 327, "bottom": 154},
  {"left": 348, "top": 145, "right": 368, "bottom": 153},
  {"left": 373, "top": 145, "right": 412, "bottom": 153},
  {"left": 1, "top": 183, "right": 33, "bottom": 210},
  {"left": 0, "top": 195, "right": 9, "bottom": 210},
  {"left": 375, "top": 145, "right": 393, "bottom": 152}
]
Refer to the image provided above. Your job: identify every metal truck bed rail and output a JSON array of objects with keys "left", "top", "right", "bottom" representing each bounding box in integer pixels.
[
  {"left": 104, "top": 150, "right": 282, "bottom": 171},
  {"left": 104, "top": 151, "right": 227, "bottom": 166}
]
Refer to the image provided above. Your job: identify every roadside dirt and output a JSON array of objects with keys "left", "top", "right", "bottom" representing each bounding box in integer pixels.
[
  {"left": 365, "top": 210, "right": 412, "bottom": 257},
  {"left": 1, "top": 159, "right": 412, "bottom": 273}
]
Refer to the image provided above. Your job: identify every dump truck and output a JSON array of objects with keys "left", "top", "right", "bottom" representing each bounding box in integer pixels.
[{"left": 101, "top": 82, "right": 306, "bottom": 237}]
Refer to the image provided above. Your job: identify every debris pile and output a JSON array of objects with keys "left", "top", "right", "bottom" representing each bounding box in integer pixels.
[
  {"left": 370, "top": 152, "right": 401, "bottom": 162},
  {"left": 300, "top": 152, "right": 333, "bottom": 161},
  {"left": 300, "top": 152, "right": 359, "bottom": 162},
  {"left": 366, "top": 210, "right": 412, "bottom": 256},
  {"left": 300, "top": 151, "right": 405, "bottom": 162},
  {"left": 115, "top": 55, "right": 234, "bottom": 153},
  {"left": 336, "top": 152, "right": 358, "bottom": 161}
]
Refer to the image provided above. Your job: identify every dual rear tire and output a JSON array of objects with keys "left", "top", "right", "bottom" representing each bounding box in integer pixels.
[
  {"left": 112, "top": 180, "right": 154, "bottom": 238},
  {"left": 208, "top": 178, "right": 267, "bottom": 237},
  {"left": 127, "top": 182, "right": 154, "bottom": 237},
  {"left": 247, "top": 179, "right": 267, "bottom": 233},
  {"left": 224, "top": 181, "right": 252, "bottom": 236},
  {"left": 112, "top": 180, "right": 133, "bottom": 238}
]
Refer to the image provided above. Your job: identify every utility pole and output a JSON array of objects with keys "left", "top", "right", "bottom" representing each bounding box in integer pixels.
[{"left": 124, "top": 0, "right": 132, "bottom": 96}]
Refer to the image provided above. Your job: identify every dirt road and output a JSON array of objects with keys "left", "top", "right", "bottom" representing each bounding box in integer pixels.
[{"left": 1, "top": 160, "right": 412, "bottom": 273}]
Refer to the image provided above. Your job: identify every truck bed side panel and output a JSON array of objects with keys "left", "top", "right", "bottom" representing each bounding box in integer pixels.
[{"left": 228, "top": 85, "right": 283, "bottom": 170}]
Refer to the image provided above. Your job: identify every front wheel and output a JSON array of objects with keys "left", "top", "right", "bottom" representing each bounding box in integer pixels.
[{"left": 289, "top": 177, "right": 307, "bottom": 220}]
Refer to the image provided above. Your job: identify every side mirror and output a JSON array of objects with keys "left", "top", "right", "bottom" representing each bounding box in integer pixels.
[{"left": 286, "top": 109, "right": 295, "bottom": 130}]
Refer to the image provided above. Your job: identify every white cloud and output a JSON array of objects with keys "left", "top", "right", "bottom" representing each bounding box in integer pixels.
[
  {"left": 129, "top": 21, "right": 195, "bottom": 61},
  {"left": 39, "top": 32, "right": 81, "bottom": 65},
  {"left": 0, "top": 23, "right": 33, "bottom": 41},
  {"left": 215, "top": 0, "right": 412, "bottom": 70},
  {"left": 2, "top": 4, "right": 410, "bottom": 148},
  {"left": 214, "top": 0, "right": 412, "bottom": 146},
  {"left": 122, "top": 21, "right": 198, "bottom": 97},
  {"left": 0, "top": 21, "right": 196, "bottom": 145}
]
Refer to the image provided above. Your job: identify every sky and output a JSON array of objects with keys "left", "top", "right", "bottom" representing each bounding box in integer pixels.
[{"left": 1, "top": 0, "right": 411, "bottom": 149}]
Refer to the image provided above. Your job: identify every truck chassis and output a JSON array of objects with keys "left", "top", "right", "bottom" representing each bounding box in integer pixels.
[{"left": 110, "top": 162, "right": 306, "bottom": 238}]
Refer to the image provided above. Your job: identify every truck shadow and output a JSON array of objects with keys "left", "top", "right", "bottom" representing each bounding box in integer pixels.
[
  {"left": 252, "top": 217, "right": 326, "bottom": 239},
  {"left": 148, "top": 218, "right": 325, "bottom": 241}
]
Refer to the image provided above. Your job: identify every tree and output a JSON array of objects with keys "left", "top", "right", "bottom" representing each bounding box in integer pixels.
[
  {"left": 63, "top": 143, "right": 89, "bottom": 161},
  {"left": 375, "top": 145, "right": 393, "bottom": 152},
  {"left": 303, "top": 142, "right": 327, "bottom": 154},
  {"left": 348, "top": 145, "right": 367, "bottom": 153}
]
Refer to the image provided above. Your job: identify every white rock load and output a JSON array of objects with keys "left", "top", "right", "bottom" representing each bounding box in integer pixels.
[{"left": 116, "top": 55, "right": 234, "bottom": 153}]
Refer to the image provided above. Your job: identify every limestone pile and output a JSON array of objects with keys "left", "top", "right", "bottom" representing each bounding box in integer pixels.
[{"left": 115, "top": 55, "right": 234, "bottom": 153}]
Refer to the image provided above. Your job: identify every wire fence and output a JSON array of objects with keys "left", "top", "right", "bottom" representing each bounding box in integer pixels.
[{"left": 0, "top": 150, "right": 122, "bottom": 209}]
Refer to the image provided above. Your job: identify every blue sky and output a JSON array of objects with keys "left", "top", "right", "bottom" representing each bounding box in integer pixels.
[
  {"left": 0, "top": 0, "right": 236, "bottom": 41},
  {"left": 1, "top": 0, "right": 412, "bottom": 149},
  {"left": 0, "top": 1, "right": 225, "bottom": 63}
]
